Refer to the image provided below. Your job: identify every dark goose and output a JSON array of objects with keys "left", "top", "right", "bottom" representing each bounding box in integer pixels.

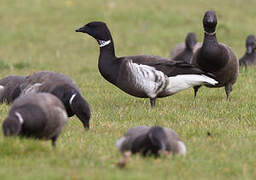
[
  {"left": 239, "top": 35, "right": 256, "bottom": 67},
  {"left": 116, "top": 126, "right": 186, "bottom": 156},
  {"left": 191, "top": 11, "right": 239, "bottom": 99},
  {"left": 2, "top": 93, "right": 67, "bottom": 147},
  {"left": 0, "top": 75, "right": 26, "bottom": 104},
  {"left": 20, "top": 71, "right": 91, "bottom": 129},
  {"left": 171, "top": 32, "right": 201, "bottom": 64},
  {"left": 76, "top": 21, "right": 218, "bottom": 107}
]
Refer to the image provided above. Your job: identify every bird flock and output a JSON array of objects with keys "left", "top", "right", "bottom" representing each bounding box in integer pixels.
[{"left": 1, "top": 10, "right": 255, "bottom": 166}]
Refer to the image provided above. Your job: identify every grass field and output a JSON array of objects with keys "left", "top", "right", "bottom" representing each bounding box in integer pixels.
[{"left": 0, "top": 0, "right": 256, "bottom": 179}]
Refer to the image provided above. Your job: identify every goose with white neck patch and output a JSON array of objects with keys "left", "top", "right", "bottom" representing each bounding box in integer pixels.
[
  {"left": 76, "top": 21, "right": 218, "bottom": 107},
  {"left": 191, "top": 11, "right": 239, "bottom": 99},
  {"left": 20, "top": 71, "right": 91, "bottom": 129},
  {"left": 2, "top": 93, "right": 67, "bottom": 147}
]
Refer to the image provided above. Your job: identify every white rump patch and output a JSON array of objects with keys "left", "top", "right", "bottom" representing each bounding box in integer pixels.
[
  {"left": 98, "top": 40, "right": 111, "bottom": 47},
  {"left": 177, "top": 141, "right": 186, "bottom": 155},
  {"left": 166, "top": 74, "right": 218, "bottom": 94},
  {"left": 116, "top": 137, "right": 126, "bottom": 151},
  {"left": 15, "top": 112, "right": 24, "bottom": 124},
  {"left": 69, "top": 93, "right": 77, "bottom": 105},
  {"left": 127, "top": 60, "right": 167, "bottom": 98}
]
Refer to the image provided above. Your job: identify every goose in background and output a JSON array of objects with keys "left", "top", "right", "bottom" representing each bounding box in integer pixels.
[
  {"left": 20, "top": 71, "right": 91, "bottom": 129},
  {"left": 0, "top": 75, "right": 26, "bottom": 104},
  {"left": 239, "top": 35, "right": 256, "bottom": 67},
  {"left": 191, "top": 11, "right": 239, "bottom": 99},
  {"left": 116, "top": 126, "right": 186, "bottom": 156},
  {"left": 76, "top": 21, "right": 218, "bottom": 107},
  {"left": 2, "top": 93, "right": 67, "bottom": 147},
  {"left": 171, "top": 32, "right": 201, "bottom": 64}
]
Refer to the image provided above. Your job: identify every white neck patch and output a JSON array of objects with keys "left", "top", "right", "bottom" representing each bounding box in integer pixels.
[
  {"left": 98, "top": 40, "right": 111, "bottom": 47},
  {"left": 204, "top": 31, "right": 216, "bottom": 36},
  {"left": 69, "top": 93, "right": 77, "bottom": 105},
  {"left": 15, "top": 112, "right": 24, "bottom": 124}
]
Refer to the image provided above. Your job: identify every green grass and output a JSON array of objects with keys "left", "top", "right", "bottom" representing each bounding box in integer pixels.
[{"left": 0, "top": 0, "right": 256, "bottom": 179}]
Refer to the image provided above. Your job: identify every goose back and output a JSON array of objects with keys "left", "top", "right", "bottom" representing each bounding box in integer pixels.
[
  {"left": 3, "top": 93, "right": 67, "bottom": 146},
  {"left": 0, "top": 75, "right": 26, "bottom": 104}
]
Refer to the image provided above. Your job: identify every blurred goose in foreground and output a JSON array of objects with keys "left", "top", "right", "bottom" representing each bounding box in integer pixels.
[
  {"left": 20, "top": 71, "right": 91, "bottom": 129},
  {"left": 116, "top": 126, "right": 186, "bottom": 156},
  {"left": 76, "top": 21, "right": 218, "bottom": 107},
  {"left": 0, "top": 75, "right": 26, "bottom": 104},
  {"left": 2, "top": 93, "right": 67, "bottom": 147},
  {"left": 191, "top": 11, "right": 239, "bottom": 99},
  {"left": 239, "top": 35, "right": 256, "bottom": 67},
  {"left": 171, "top": 32, "right": 201, "bottom": 64}
]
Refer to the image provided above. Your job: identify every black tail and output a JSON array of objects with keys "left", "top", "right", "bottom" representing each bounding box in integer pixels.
[{"left": 168, "top": 61, "right": 215, "bottom": 78}]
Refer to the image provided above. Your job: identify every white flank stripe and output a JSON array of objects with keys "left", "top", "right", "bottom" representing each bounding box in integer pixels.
[
  {"left": 128, "top": 60, "right": 166, "bottom": 98},
  {"left": 15, "top": 112, "right": 24, "bottom": 124},
  {"left": 166, "top": 74, "right": 218, "bottom": 94},
  {"left": 116, "top": 137, "right": 126, "bottom": 150},
  {"left": 69, "top": 93, "right": 77, "bottom": 105},
  {"left": 177, "top": 141, "right": 186, "bottom": 155},
  {"left": 99, "top": 40, "right": 111, "bottom": 47},
  {"left": 23, "top": 83, "right": 42, "bottom": 95}
]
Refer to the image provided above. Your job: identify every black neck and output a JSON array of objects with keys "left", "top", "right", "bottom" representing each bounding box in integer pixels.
[
  {"left": 97, "top": 32, "right": 120, "bottom": 84},
  {"left": 98, "top": 37, "right": 116, "bottom": 58},
  {"left": 198, "top": 32, "right": 228, "bottom": 72},
  {"left": 202, "top": 32, "right": 219, "bottom": 49}
]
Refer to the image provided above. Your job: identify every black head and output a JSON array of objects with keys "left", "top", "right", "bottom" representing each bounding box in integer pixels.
[
  {"left": 75, "top": 21, "right": 111, "bottom": 41},
  {"left": 246, "top": 35, "right": 256, "bottom": 54},
  {"left": 185, "top": 32, "right": 197, "bottom": 50},
  {"left": 148, "top": 126, "right": 168, "bottom": 153},
  {"left": 203, "top": 11, "right": 217, "bottom": 33},
  {"left": 2, "top": 116, "right": 22, "bottom": 136}
]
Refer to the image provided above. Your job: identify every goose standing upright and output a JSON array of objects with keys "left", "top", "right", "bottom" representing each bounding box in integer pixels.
[
  {"left": 171, "top": 32, "right": 201, "bottom": 64},
  {"left": 76, "top": 21, "right": 218, "bottom": 107},
  {"left": 239, "top": 35, "right": 256, "bottom": 67},
  {"left": 191, "top": 11, "right": 239, "bottom": 99}
]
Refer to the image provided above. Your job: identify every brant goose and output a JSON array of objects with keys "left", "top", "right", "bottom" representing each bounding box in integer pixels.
[
  {"left": 2, "top": 93, "right": 67, "bottom": 147},
  {"left": 0, "top": 75, "right": 26, "bottom": 104},
  {"left": 20, "top": 71, "right": 91, "bottom": 129},
  {"left": 191, "top": 11, "right": 239, "bottom": 99},
  {"left": 76, "top": 21, "right": 218, "bottom": 107},
  {"left": 171, "top": 32, "right": 201, "bottom": 63},
  {"left": 239, "top": 35, "right": 256, "bottom": 67},
  {"left": 116, "top": 126, "right": 186, "bottom": 156}
]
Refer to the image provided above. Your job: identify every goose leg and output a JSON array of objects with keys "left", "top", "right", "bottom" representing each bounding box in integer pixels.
[
  {"left": 225, "top": 83, "right": 232, "bottom": 100},
  {"left": 51, "top": 136, "right": 58, "bottom": 148},
  {"left": 193, "top": 85, "right": 201, "bottom": 99},
  {"left": 150, "top": 98, "right": 156, "bottom": 108}
]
